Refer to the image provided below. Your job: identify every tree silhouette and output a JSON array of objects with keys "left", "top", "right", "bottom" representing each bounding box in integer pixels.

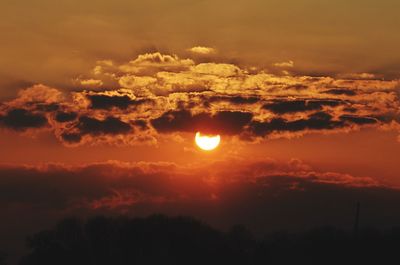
[
  {"left": 20, "top": 215, "right": 248, "bottom": 265},
  {"left": 19, "top": 215, "right": 400, "bottom": 265}
]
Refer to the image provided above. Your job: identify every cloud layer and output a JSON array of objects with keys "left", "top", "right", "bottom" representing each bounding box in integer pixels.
[
  {"left": 0, "top": 52, "right": 399, "bottom": 146},
  {"left": 0, "top": 158, "right": 388, "bottom": 211},
  {"left": 0, "top": 159, "right": 398, "bottom": 229}
]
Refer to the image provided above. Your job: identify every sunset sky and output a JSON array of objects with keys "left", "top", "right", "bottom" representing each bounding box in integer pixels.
[{"left": 1, "top": 0, "right": 400, "bottom": 262}]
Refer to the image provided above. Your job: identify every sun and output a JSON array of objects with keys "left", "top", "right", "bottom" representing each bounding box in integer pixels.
[{"left": 195, "top": 132, "right": 221, "bottom": 151}]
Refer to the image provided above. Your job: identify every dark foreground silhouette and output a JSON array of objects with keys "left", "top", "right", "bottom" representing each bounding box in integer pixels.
[
  {"left": 0, "top": 251, "right": 6, "bottom": 265},
  {"left": 17, "top": 215, "right": 400, "bottom": 265}
]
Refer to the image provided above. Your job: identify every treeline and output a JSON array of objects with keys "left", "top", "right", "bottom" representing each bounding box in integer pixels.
[{"left": 16, "top": 214, "right": 400, "bottom": 265}]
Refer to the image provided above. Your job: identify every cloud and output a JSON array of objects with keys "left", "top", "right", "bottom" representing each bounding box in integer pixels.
[
  {"left": 249, "top": 113, "right": 345, "bottom": 137},
  {"left": 337, "top": 73, "right": 376, "bottom": 80},
  {"left": 274, "top": 60, "right": 294, "bottom": 68},
  {"left": 13, "top": 84, "right": 64, "bottom": 105},
  {"left": 55, "top": 111, "right": 78, "bottom": 123},
  {"left": 119, "top": 52, "right": 194, "bottom": 76},
  {"left": 60, "top": 132, "right": 82, "bottom": 143},
  {"left": 339, "top": 115, "right": 378, "bottom": 125},
  {"left": 188, "top": 46, "right": 216, "bottom": 55},
  {"left": 191, "top": 63, "right": 242, "bottom": 77},
  {"left": 79, "top": 78, "right": 103, "bottom": 87},
  {"left": 0, "top": 108, "right": 47, "bottom": 131},
  {"left": 0, "top": 51, "right": 399, "bottom": 145},
  {"left": 88, "top": 94, "right": 132, "bottom": 109},
  {"left": 59, "top": 116, "right": 133, "bottom": 144},
  {"left": 77, "top": 116, "right": 132, "bottom": 135},
  {"left": 0, "top": 159, "right": 384, "bottom": 212},
  {"left": 151, "top": 109, "right": 253, "bottom": 135},
  {"left": 87, "top": 94, "right": 150, "bottom": 110},
  {"left": 323, "top": 89, "right": 357, "bottom": 96},
  {"left": 262, "top": 99, "right": 343, "bottom": 114},
  {"left": 206, "top": 95, "right": 260, "bottom": 105}
]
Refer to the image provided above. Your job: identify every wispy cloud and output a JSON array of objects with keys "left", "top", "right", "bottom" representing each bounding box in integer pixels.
[{"left": 187, "top": 46, "right": 216, "bottom": 55}]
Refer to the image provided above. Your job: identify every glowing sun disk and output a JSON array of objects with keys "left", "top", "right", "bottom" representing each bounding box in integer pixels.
[{"left": 195, "top": 132, "right": 221, "bottom": 151}]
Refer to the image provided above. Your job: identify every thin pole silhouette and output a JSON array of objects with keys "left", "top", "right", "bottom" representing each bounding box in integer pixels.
[{"left": 353, "top": 201, "right": 360, "bottom": 239}]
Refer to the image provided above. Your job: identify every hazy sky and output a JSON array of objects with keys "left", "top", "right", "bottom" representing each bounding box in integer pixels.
[{"left": 1, "top": 0, "right": 400, "bottom": 98}]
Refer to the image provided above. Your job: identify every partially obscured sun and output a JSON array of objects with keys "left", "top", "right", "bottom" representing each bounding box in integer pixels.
[{"left": 195, "top": 132, "right": 221, "bottom": 151}]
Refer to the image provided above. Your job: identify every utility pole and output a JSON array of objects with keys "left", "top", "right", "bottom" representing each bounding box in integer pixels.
[{"left": 353, "top": 201, "right": 360, "bottom": 239}]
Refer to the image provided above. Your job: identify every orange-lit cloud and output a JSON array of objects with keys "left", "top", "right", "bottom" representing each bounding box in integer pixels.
[
  {"left": 274, "top": 60, "right": 294, "bottom": 68},
  {"left": 0, "top": 51, "right": 399, "bottom": 146},
  {"left": 0, "top": 158, "right": 385, "bottom": 212},
  {"left": 188, "top": 46, "right": 216, "bottom": 55}
]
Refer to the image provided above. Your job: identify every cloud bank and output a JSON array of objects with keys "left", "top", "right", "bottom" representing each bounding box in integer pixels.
[
  {"left": 0, "top": 159, "right": 398, "bottom": 231},
  {"left": 0, "top": 52, "right": 399, "bottom": 146}
]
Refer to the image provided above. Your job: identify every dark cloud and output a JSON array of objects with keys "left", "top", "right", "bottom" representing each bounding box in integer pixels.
[
  {"left": 339, "top": 115, "right": 378, "bottom": 125},
  {"left": 132, "top": 119, "right": 148, "bottom": 130},
  {"left": 0, "top": 88, "right": 393, "bottom": 144},
  {"left": 0, "top": 161, "right": 396, "bottom": 235},
  {"left": 262, "top": 100, "right": 343, "bottom": 114},
  {"left": 0, "top": 162, "right": 181, "bottom": 210},
  {"left": 151, "top": 110, "right": 253, "bottom": 135},
  {"left": 323, "top": 89, "right": 357, "bottom": 96},
  {"left": 59, "top": 116, "right": 133, "bottom": 144},
  {"left": 0, "top": 108, "right": 47, "bottom": 131},
  {"left": 213, "top": 111, "right": 253, "bottom": 134},
  {"left": 60, "top": 132, "right": 82, "bottom": 143},
  {"left": 151, "top": 110, "right": 208, "bottom": 133},
  {"left": 88, "top": 95, "right": 131, "bottom": 110},
  {"left": 77, "top": 116, "right": 132, "bottom": 136},
  {"left": 0, "top": 160, "right": 385, "bottom": 211},
  {"left": 287, "top": 84, "right": 309, "bottom": 90},
  {"left": 55, "top": 111, "right": 78, "bottom": 123},
  {"left": 207, "top": 95, "right": 260, "bottom": 105},
  {"left": 248, "top": 111, "right": 381, "bottom": 137},
  {"left": 34, "top": 103, "right": 60, "bottom": 112},
  {"left": 249, "top": 113, "right": 344, "bottom": 137},
  {"left": 88, "top": 95, "right": 150, "bottom": 110},
  {"left": 308, "top": 111, "right": 333, "bottom": 120},
  {"left": 343, "top": 107, "right": 358, "bottom": 113}
]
